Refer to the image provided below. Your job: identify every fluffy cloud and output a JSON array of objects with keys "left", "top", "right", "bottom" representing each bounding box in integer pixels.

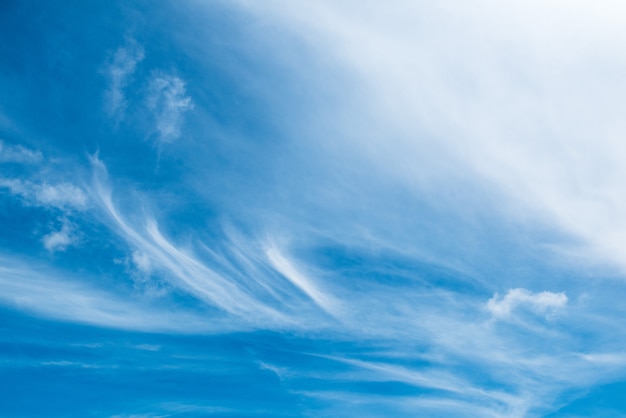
[
  {"left": 131, "top": 250, "right": 152, "bottom": 273},
  {"left": 35, "top": 183, "right": 88, "bottom": 210},
  {"left": 42, "top": 220, "right": 77, "bottom": 252},
  {"left": 486, "top": 288, "right": 567, "bottom": 319}
]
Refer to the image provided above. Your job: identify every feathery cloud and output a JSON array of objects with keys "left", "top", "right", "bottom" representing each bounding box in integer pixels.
[
  {"left": 266, "top": 246, "right": 339, "bottom": 317},
  {"left": 0, "top": 257, "right": 215, "bottom": 332}
]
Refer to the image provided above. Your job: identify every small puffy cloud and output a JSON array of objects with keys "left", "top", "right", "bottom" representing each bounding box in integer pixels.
[
  {"left": 104, "top": 39, "right": 145, "bottom": 118},
  {"left": 146, "top": 73, "right": 194, "bottom": 143},
  {"left": 42, "top": 221, "right": 77, "bottom": 252},
  {"left": 119, "top": 250, "right": 168, "bottom": 297},
  {"left": 486, "top": 288, "right": 567, "bottom": 319},
  {"left": 0, "top": 179, "right": 88, "bottom": 211},
  {"left": 35, "top": 183, "right": 88, "bottom": 210},
  {"left": 131, "top": 250, "right": 152, "bottom": 273},
  {"left": 0, "top": 141, "right": 42, "bottom": 164}
]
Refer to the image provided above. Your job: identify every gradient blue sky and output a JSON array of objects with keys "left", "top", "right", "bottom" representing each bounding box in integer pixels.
[{"left": 3, "top": 1, "right": 626, "bottom": 417}]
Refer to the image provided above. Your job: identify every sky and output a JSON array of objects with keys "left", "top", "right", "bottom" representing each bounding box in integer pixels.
[{"left": 2, "top": 0, "right": 626, "bottom": 416}]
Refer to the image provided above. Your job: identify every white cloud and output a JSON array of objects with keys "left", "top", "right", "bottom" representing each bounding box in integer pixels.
[
  {"left": 323, "top": 354, "right": 514, "bottom": 403},
  {"left": 0, "top": 257, "right": 216, "bottom": 332},
  {"left": 89, "top": 156, "right": 286, "bottom": 323},
  {"left": 42, "top": 220, "right": 77, "bottom": 252},
  {"left": 88, "top": 156, "right": 355, "bottom": 328},
  {"left": 146, "top": 73, "right": 194, "bottom": 143},
  {"left": 0, "top": 178, "right": 88, "bottom": 211},
  {"left": 0, "top": 140, "right": 42, "bottom": 164},
  {"left": 0, "top": 178, "right": 86, "bottom": 251},
  {"left": 258, "top": 361, "right": 289, "bottom": 380},
  {"left": 104, "top": 39, "right": 145, "bottom": 118},
  {"left": 487, "top": 288, "right": 568, "bottom": 319},
  {"left": 237, "top": 0, "right": 626, "bottom": 275},
  {"left": 131, "top": 250, "right": 152, "bottom": 273},
  {"left": 3, "top": 4, "right": 622, "bottom": 416},
  {"left": 266, "top": 246, "right": 339, "bottom": 317},
  {"left": 35, "top": 183, "right": 88, "bottom": 210}
]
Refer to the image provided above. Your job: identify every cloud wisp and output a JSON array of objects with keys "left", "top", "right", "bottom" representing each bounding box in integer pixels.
[
  {"left": 0, "top": 258, "right": 211, "bottom": 332},
  {"left": 88, "top": 156, "right": 339, "bottom": 328},
  {"left": 146, "top": 73, "right": 194, "bottom": 143},
  {"left": 103, "top": 40, "right": 193, "bottom": 143},
  {"left": 0, "top": 140, "right": 42, "bottom": 164},
  {"left": 239, "top": 0, "right": 626, "bottom": 274},
  {"left": 104, "top": 39, "right": 145, "bottom": 119},
  {"left": 266, "top": 246, "right": 340, "bottom": 318}
]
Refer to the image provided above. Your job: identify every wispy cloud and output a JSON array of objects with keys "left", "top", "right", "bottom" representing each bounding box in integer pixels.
[
  {"left": 146, "top": 73, "right": 194, "bottom": 143},
  {"left": 296, "top": 390, "right": 506, "bottom": 418},
  {"left": 104, "top": 39, "right": 145, "bottom": 119},
  {"left": 0, "top": 178, "right": 88, "bottom": 211},
  {"left": 5, "top": 2, "right": 626, "bottom": 416},
  {"left": 0, "top": 140, "right": 42, "bottom": 164},
  {"left": 81, "top": 149, "right": 618, "bottom": 415},
  {"left": 89, "top": 156, "right": 288, "bottom": 325},
  {"left": 487, "top": 288, "right": 568, "bottom": 319},
  {"left": 239, "top": 0, "right": 626, "bottom": 274},
  {"left": 0, "top": 146, "right": 89, "bottom": 251},
  {"left": 321, "top": 354, "right": 516, "bottom": 405},
  {"left": 266, "top": 246, "right": 339, "bottom": 317},
  {"left": 0, "top": 257, "right": 215, "bottom": 332}
]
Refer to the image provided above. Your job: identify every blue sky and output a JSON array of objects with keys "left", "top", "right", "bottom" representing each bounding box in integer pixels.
[{"left": 3, "top": 0, "right": 626, "bottom": 416}]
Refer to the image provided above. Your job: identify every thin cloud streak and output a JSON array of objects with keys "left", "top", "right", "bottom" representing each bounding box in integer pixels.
[
  {"left": 266, "top": 246, "right": 340, "bottom": 318},
  {"left": 82, "top": 154, "right": 625, "bottom": 416},
  {"left": 320, "top": 354, "right": 516, "bottom": 406},
  {"left": 89, "top": 155, "right": 318, "bottom": 327},
  {"left": 0, "top": 259, "right": 210, "bottom": 332}
]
